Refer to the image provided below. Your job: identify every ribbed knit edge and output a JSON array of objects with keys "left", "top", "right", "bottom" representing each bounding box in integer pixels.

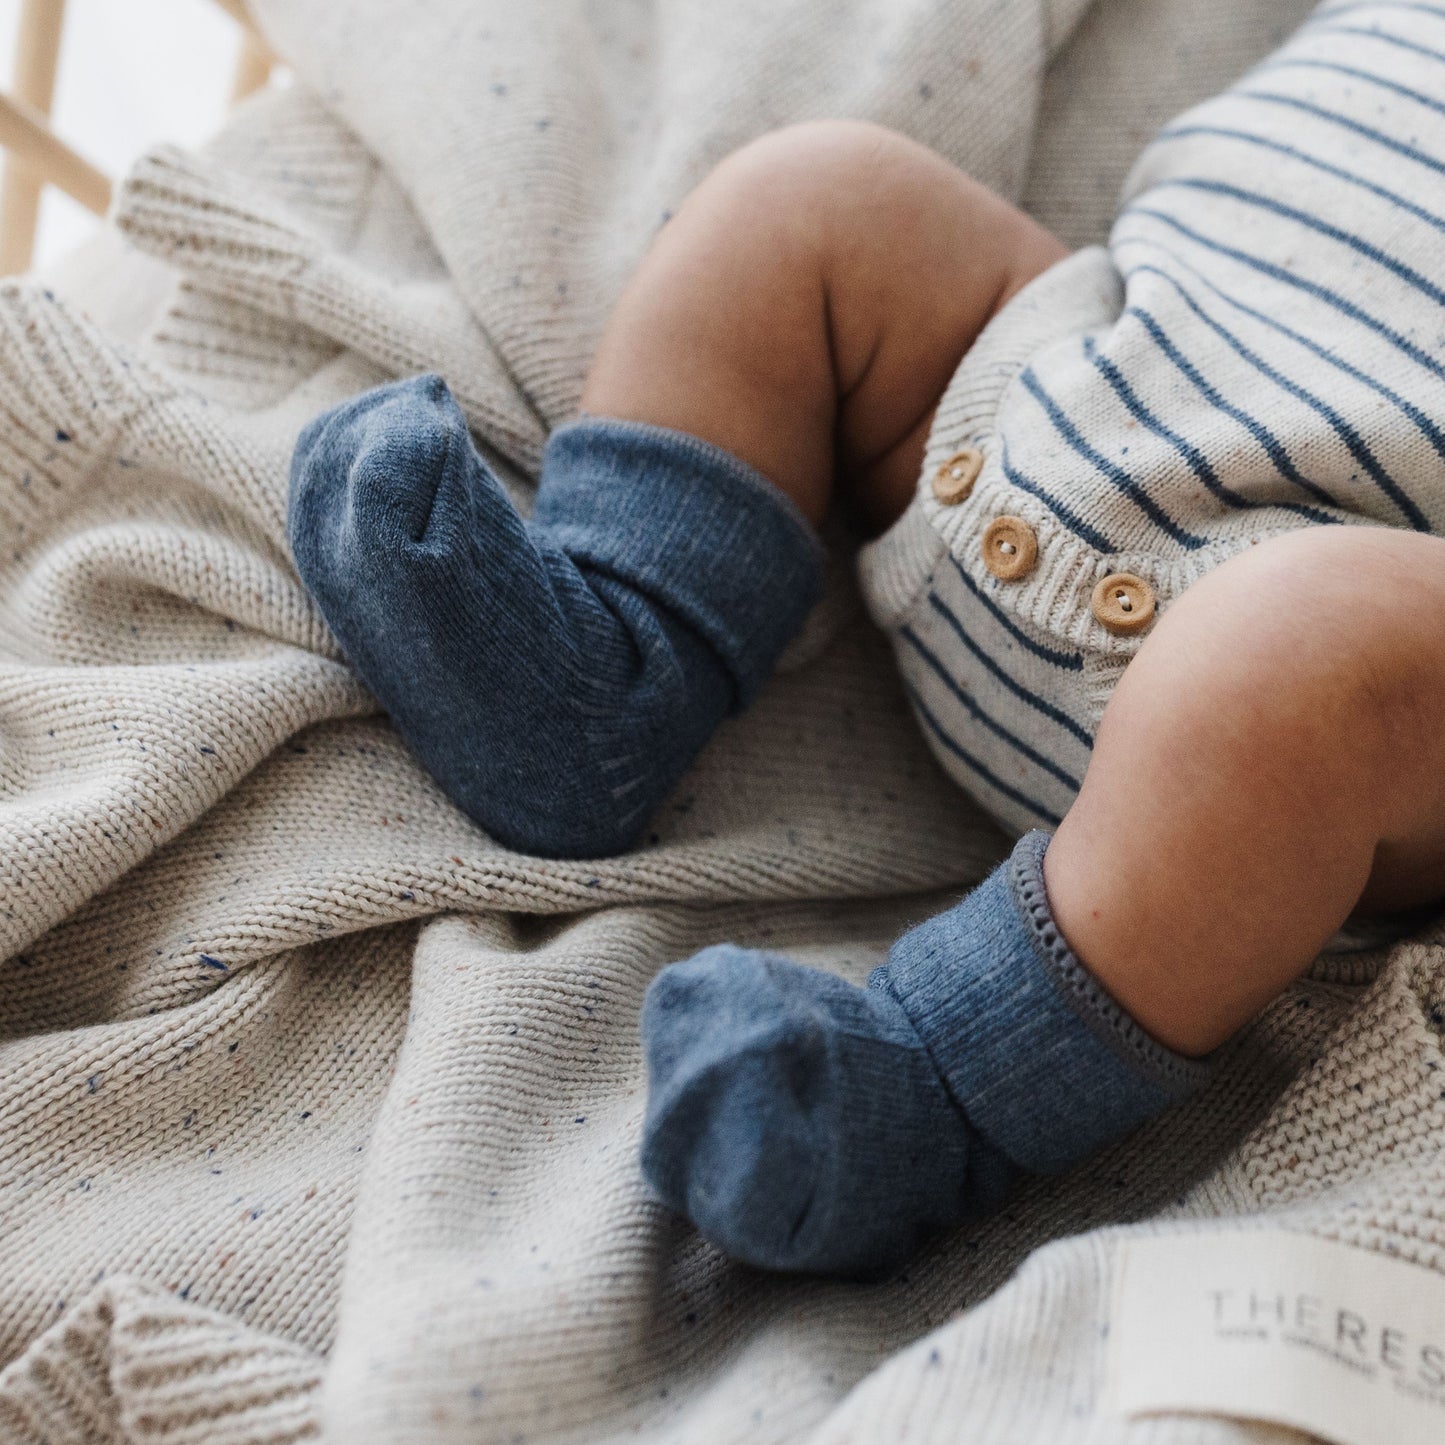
[
  {"left": 885, "top": 830, "right": 1218, "bottom": 1174},
  {"left": 549, "top": 415, "right": 825, "bottom": 564},
  {"left": 115, "top": 138, "right": 549, "bottom": 476},
  {"left": 857, "top": 246, "right": 1127, "bottom": 639},
  {"left": 0, "top": 1278, "right": 323, "bottom": 1445},
  {"left": 536, "top": 415, "right": 827, "bottom": 708},
  {"left": 1010, "top": 830, "right": 1217, "bottom": 1098},
  {"left": 855, "top": 504, "right": 946, "bottom": 628}
]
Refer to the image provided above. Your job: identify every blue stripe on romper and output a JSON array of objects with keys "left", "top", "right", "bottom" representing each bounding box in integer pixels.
[
  {"left": 927, "top": 592, "right": 1095, "bottom": 749},
  {"left": 1236, "top": 90, "right": 1445, "bottom": 179},
  {"left": 1018, "top": 368, "right": 1212, "bottom": 549},
  {"left": 1308, "top": 21, "right": 1445, "bottom": 65},
  {"left": 1119, "top": 210, "right": 1445, "bottom": 523},
  {"left": 1122, "top": 264, "right": 1428, "bottom": 530},
  {"left": 1310, "top": 4, "right": 1445, "bottom": 22},
  {"left": 904, "top": 683, "right": 1063, "bottom": 827},
  {"left": 998, "top": 440, "right": 1117, "bottom": 553},
  {"left": 1260, "top": 57, "right": 1445, "bottom": 120},
  {"left": 901, "top": 625, "right": 1082, "bottom": 791},
  {"left": 1122, "top": 263, "right": 1426, "bottom": 529},
  {"left": 1154, "top": 125, "right": 1445, "bottom": 239},
  {"left": 1150, "top": 177, "right": 1445, "bottom": 311},
  {"left": 1112, "top": 302, "right": 1340, "bottom": 510},
  {"left": 1081, "top": 333, "right": 1340, "bottom": 525},
  {"left": 1117, "top": 244, "right": 1445, "bottom": 470},
  {"left": 944, "top": 554, "right": 1084, "bottom": 672}
]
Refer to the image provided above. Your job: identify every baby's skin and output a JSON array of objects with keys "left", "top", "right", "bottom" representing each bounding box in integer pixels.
[
  {"left": 289, "top": 120, "right": 1445, "bottom": 1276},
  {"left": 585, "top": 120, "right": 1445, "bottom": 1059}
]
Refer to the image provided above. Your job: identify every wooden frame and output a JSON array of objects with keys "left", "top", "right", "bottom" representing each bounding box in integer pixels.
[{"left": 0, "top": 0, "right": 277, "bottom": 276}]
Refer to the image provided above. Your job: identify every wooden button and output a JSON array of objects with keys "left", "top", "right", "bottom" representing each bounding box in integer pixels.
[
  {"left": 932, "top": 447, "right": 983, "bottom": 505},
  {"left": 981, "top": 516, "right": 1038, "bottom": 581},
  {"left": 1091, "top": 572, "right": 1156, "bottom": 635}
]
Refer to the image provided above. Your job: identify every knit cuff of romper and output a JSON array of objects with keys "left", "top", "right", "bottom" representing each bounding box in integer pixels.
[{"left": 882, "top": 830, "right": 1215, "bottom": 1176}]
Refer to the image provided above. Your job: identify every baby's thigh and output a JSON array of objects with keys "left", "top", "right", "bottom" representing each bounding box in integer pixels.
[
  {"left": 1086, "top": 527, "right": 1445, "bottom": 908},
  {"left": 1107, "top": 527, "right": 1445, "bottom": 753},
  {"left": 585, "top": 120, "right": 1063, "bottom": 527}
]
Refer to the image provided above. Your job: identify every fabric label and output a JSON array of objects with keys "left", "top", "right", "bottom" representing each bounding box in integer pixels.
[{"left": 1106, "top": 1230, "right": 1445, "bottom": 1445}]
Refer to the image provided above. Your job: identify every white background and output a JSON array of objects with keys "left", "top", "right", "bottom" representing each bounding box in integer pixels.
[{"left": 0, "top": 0, "right": 253, "bottom": 272}]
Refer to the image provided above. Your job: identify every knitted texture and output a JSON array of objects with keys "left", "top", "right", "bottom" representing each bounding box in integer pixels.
[
  {"left": 860, "top": 0, "right": 1445, "bottom": 836},
  {"left": 0, "top": 0, "right": 1424, "bottom": 1443},
  {"left": 638, "top": 943, "right": 1005, "bottom": 1277},
  {"left": 0, "top": 1281, "right": 322, "bottom": 1445},
  {"left": 288, "top": 380, "right": 824, "bottom": 856},
  {"left": 887, "top": 831, "right": 1211, "bottom": 1174},
  {"left": 636, "top": 831, "right": 1209, "bottom": 1277}
]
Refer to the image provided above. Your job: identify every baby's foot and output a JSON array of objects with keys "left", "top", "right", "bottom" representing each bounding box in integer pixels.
[
  {"left": 640, "top": 833, "right": 1215, "bottom": 1275},
  {"left": 641, "top": 944, "right": 1017, "bottom": 1276},
  {"left": 288, "top": 375, "right": 822, "bottom": 857}
]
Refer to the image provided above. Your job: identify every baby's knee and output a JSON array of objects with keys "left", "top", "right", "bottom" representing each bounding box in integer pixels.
[
  {"left": 703, "top": 119, "right": 921, "bottom": 235},
  {"left": 1176, "top": 529, "right": 1445, "bottom": 683},
  {"left": 691, "top": 119, "right": 994, "bottom": 280},
  {"left": 1113, "top": 527, "right": 1445, "bottom": 776}
]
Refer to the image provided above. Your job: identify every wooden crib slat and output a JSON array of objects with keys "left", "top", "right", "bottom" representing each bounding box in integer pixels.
[
  {"left": 0, "top": 0, "right": 268, "bottom": 277},
  {"left": 208, "top": 0, "right": 257, "bottom": 33},
  {"left": 232, "top": 31, "right": 276, "bottom": 102},
  {"left": 0, "top": 91, "right": 111, "bottom": 221},
  {"left": 0, "top": 0, "right": 68, "bottom": 276}
]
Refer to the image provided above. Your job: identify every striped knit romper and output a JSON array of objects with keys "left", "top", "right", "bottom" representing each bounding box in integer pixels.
[{"left": 858, "top": 0, "right": 1445, "bottom": 838}]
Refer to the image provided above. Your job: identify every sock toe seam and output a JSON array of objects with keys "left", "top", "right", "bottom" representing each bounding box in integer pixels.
[{"left": 409, "top": 410, "right": 458, "bottom": 544}]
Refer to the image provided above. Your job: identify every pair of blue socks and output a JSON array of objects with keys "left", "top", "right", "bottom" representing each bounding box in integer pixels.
[{"left": 289, "top": 377, "right": 1214, "bottom": 1277}]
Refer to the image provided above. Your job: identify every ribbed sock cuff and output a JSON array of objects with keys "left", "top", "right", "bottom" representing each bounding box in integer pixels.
[
  {"left": 885, "top": 831, "right": 1215, "bottom": 1174},
  {"left": 533, "top": 417, "right": 826, "bottom": 708}
]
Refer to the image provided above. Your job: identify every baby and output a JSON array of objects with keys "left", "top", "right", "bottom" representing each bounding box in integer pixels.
[{"left": 288, "top": 1, "right": 1445, "bottom": 1276}]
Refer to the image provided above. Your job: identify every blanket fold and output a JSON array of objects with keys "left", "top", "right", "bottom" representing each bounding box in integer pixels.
[{"left": 9, "top": 2, "right": 1429, "bottom": 1444}]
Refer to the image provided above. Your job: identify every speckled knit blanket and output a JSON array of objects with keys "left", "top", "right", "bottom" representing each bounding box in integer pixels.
[{"left": 6, "top": 1, "right": 1431, "bottom": 1442}]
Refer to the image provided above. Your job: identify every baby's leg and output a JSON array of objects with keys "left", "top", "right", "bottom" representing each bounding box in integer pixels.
[
  {"left": 642, "top": 528, "right": 1445, "bottom": 1275},
  {"left": 1047, "top": 526, "right": 1445, "bottom": 1056},
  {"left": 287, "top": 123, "right": 1063, "bottom": 861},
  {"left": 583, "top": 120, "right": 1064, "bottom": 533}
]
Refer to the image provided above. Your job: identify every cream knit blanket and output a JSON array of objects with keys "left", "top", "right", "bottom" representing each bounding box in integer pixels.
[{"left": 3, "top": 1, "right": 1421, "bottom": 1442}]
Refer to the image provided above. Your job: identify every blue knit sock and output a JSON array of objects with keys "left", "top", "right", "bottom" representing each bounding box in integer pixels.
[
  {"left": 641, "top": 946, "right": 1018, "bottom": 1277},
  {"left": 640, "top": 831, "right": 1215, "bottom": 1276},
  {"left": 288, "top": 375, "right": 824, "bottom": 858}
]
